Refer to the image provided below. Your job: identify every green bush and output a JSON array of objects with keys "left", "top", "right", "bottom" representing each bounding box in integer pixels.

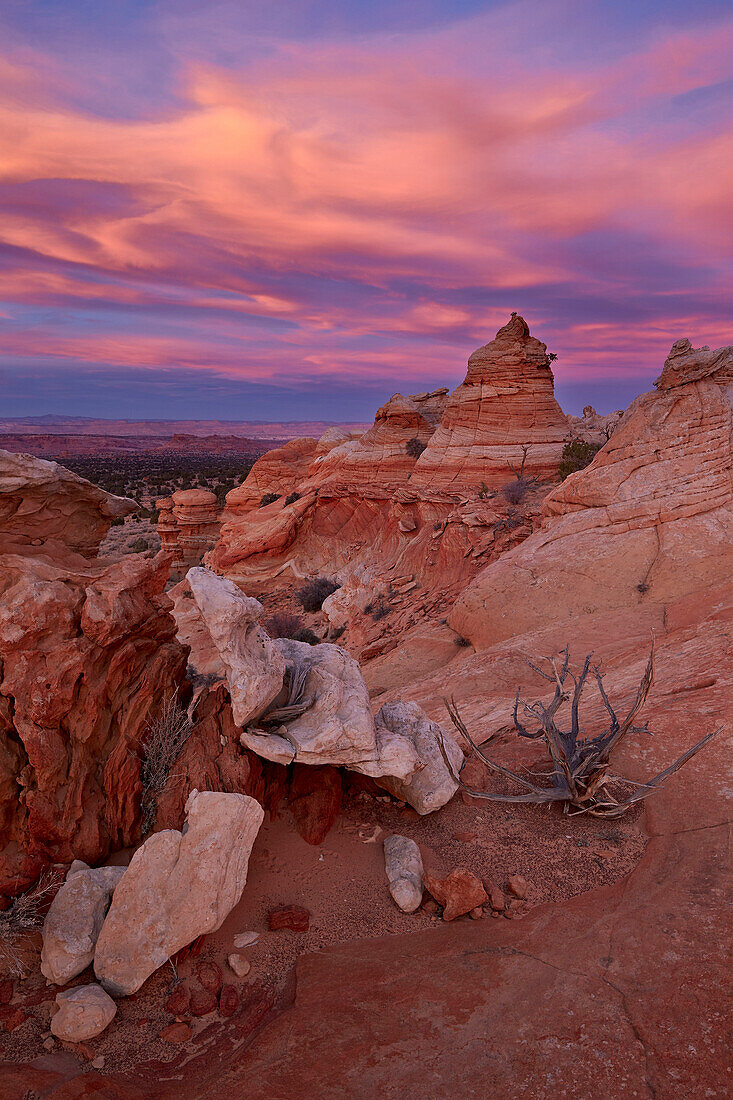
[
  {"left": 558, "top": 440, "right": 601, "bottom": 481},
  {"left": 259, "top": 492, "right": 280, "bottom": 507}
]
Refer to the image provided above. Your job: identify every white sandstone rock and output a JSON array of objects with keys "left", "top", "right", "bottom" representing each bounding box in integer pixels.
[
  {"left": 228, "top": 953, "right": 251, "bottom": 977},
  {"left": 373, "top": 701, "right": 464, "bottom": 814},
  {"left": 94, "top": 790, "right": 263, "bottom": 995},
  {"left": 41, "top": 863, "right": 125, "bottom": 984},
  {"left": 50, "top": 984, "right": 117, "bottom": 1042},
  {"left": 186, "top": 567, "right": 285, "bottom": 724},
  {"left": 383, "top": 835, "right": 424, "bottom": 913}
]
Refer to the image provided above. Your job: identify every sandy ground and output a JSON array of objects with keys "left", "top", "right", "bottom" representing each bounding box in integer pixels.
[
  {"left": 1, "top": 782, "right": 645, "bottom": 1076},
  {"left": 98, "top": 517, "right": 161, "bottom": 558}
]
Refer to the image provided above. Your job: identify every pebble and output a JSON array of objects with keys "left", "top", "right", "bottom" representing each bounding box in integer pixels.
[
  {"left": 268, "top": 905, "right": 311, "bottom": 932},
  {"left": 469, "top": 907, "right": 485, "bottom": 919},
  {"left": 43, "top": 1036, "right": 55, "bottom": 1050},
  {"left": 158, "top": 1021, "right": 192, "bottom": 1044},
  {"left": 228, "top": 954, "right": 251, "bottom": 978},
  {"left": 506, "top": 874, "right": 529, "bottom": 899},
  {"left": 92, "top": 1056, "right": 105, "bottom": 1070},
  {"left": 233, "top": 931, "right": 259, "bottom": 949}
]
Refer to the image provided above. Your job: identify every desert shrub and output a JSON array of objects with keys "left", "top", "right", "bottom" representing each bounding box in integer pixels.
[
  {"left": 406, "top": 437, "right": 426, "bottom": 459},
  {"left": 454, "top": 635, "right": 471, "bottom": 647},
  {"left": 558, "top": 440, "right": 601, "bottom": 481},
  {"left": 264, "top": 611, "right": 319, "bottom": 644},
  {"left": 371, "top": 599, "right": 391, "bottom": 621},
  {"left": 140, "top": 693, "right": 193, "bottom": 836},
  {"left": 110, "top": 515, "right": 125, "bottom": 527},
  {"left": 285, "top": 491, "right": 301, "bottom": 505},
  {"left": 131, "top": 537, "right": 149, "bottom": 553},
  {"left": 259, "top": 492, "right": 280, "bottom": 507},
  {"left": 296, "top": 577, "right": 340, "bottom": 612},
  {"left": 0, "top": 872, "right": 60, "bottom": 975},
  {"left": 500, "top": 478, "right": 532, "bottom": 505},
  {"left": 478, "top": 482, "right": 490, "bottom": 500},
  {"left": 331, "top": 624, "right": 346, "bottom": 640}
]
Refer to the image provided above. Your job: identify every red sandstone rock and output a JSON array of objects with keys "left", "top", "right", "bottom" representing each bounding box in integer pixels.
[
  {"left": 423, "top": 868, "right": 488, "bottom": 921},
  {"left": 158, "top": 1021, "right": 192, "bottom": 1044},
  {"left": 411, "top": 314, "right": 569, "bottom": 491},
  {"left": 156, "top": 488, "right": 222, "bottom": 579},
  {"left": 483, "top": 880, "right": 506, "bottom": 912},
  {"left": 165, "top": 983, "right": 191, "bottom": 1016},
  {"left": 2, "top": 1007, "right": 27, "bottom": 1032},
  {"left": 267, "top": 905, "right": 311, "bottom": 932},
  {"left": 506, "top": 875, "right": 529, "bottom": 900},
  {"left": 196, "top": 960, "right": 223, "bottom": 994},
  {"left": 287, "top": 764, "right": 343, "bottom": 845},
  {"left": 189, "top": 987, "right": 218, "bottom": 1017},
  {"left": 218, "top": 984, "right": 239, "bottom": 1018},
  {"left": 0, "top": 979, "right": 13, "bottom": 1004},
  {"left": 0, "top": 448, "right": 136, "bottom": 557}
]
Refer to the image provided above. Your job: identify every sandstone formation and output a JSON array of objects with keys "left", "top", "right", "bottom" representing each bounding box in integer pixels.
[
  {"left": 41, "top": 862, "right": 125, "bottom": 984},
  {"left": 566, "top": 404, "right": 624, "bottom": 446},
  {"left": 0, "top": 450, "right": 187, "bottom": 899},
  {"left": 423, "top": 868, "right": 488, "bottom": 921},
  {"left": 186, "top": 567, "right": 285, "bottom": 725},
  {"left": 155, "top": 489, "right": 222, "bottom": 578},
  {"left": 450, "top": 336, "right": 733, "bottom": 648},
  {"left": 50, "top": 984, "right": 117, "bottom": 1042},
  {"left": 94, "top": 790, "right": 264, "bottom": 996},
  {"left": 0, "top": 449, "right": 136, "bottom": 557},
  {"left": 373, "top": 702, "right": 463, "bottom": 814},
  {"left": 223, "top": 437, "right": 320, "bottom": 517},
  {"left": 383, "top": 834, "right": 424, "bottom": 913},
  {"left": 410, "top": 314, "right": 569, "bottom": 490}
]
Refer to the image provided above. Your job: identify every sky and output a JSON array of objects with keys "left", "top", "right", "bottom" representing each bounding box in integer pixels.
[{"left": 0, "top": 0, "right": 731, "bottom": 421}]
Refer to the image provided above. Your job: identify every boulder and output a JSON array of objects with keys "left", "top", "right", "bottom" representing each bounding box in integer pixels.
[
  {"left": 41, "top": 862, "right": 125, "bottom": 984},
  {"left": 50, "top": 984, "right": 117, "bottom": 1042},
  {"left": 186, "top": 567, "right": 285, "bottom": 725},
  {"left": 383, "top": 835, "right": 424, "bottom": 913},
  {"left": 373, "top": 702, "right": 463, "bottom": 814},
  {"left": 94, "top": 789, "right": 263, "bottom": 995}
]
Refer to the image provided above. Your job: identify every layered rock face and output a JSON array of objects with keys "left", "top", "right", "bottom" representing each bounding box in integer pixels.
[
  {"left": 0, "top": 451, "right": 188, "bottom": 899},
  {"left": 449, "top": 337, "right": 733, "bottom": 648},
  {"left": 0, "top": 449, "right": 136, "bottom": 557},
  {"left": 223, "top": 437, "right": 320, "bottom": 517},
  {"left": 155, "top": 489, "right": 222, "bottom": 578},
  {"left": 410, "top": 314, "right": 569, "bottom": 490}
]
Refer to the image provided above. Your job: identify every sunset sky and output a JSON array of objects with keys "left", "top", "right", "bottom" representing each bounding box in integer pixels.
[{"left": 1, "top": 0, "right": 731, "bottom": 420}]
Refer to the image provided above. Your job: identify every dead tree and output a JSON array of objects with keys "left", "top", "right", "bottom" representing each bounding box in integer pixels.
[{"left": 439, "top": 644, "right": 719, "bottom": 818}]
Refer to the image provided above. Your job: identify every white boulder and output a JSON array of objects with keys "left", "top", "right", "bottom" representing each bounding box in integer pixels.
[
  {"left": 94, "top": 789, "right": 263, "bottom": 995},
  {"left": 384, "top": 835, "right": 424, "bottom": 913},
  {"left": 41, "top": 862, "right": 125, "bottom": 985},
  {"left": 50, "top": 984, "right": 117, "bottom": 1042},
  {"left": 373, "top": 701, "right": 463, "bottom": 814}
]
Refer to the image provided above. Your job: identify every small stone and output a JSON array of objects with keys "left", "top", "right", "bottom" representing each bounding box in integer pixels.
[
  {"left": 0, "top": 978, "right": 14, "bottom": 1005},
  {"left": 219, "top": 984, "right": 239, "bottom": 1018},
  {"left": 423, "top": 868, "right": 488, "bottom": 922},
  {"left": 3, "top": 1008, "right": 27, "bottom": 1032},
  {"left": 507, "top": 875, "right": 529, "bottom": 899},
  {"left": 228, "top": 954, "right": 251, "bottom": 978},
  {"left": 483, "top": 879, "right": 506, "bottom": 912},
  {"left": 159, "top": 1021, "right": 192, "bottom": 1043},
  {"left": 189, "top": 987, "right": 218, "bottom": 1016},
  {"left": 267, "top": 905, "right": 310, "bottom": 932},
  {"left": 469, "top": 907, "right": 484, "bottom": 919},
  {"left": 43, "top": 1036, "right": 55, "bottom": 1050},
  {"left": 233, "top": 931, "right": 259, "bottom": 949},
  {"left": 452, "top": 831, "right": 478, "bottom": 843},
  {"left": 92, "top": 1056, "right": 105, "bottom": 1070},
  {"left": 383, "top": 835, "right": 424, "bottom": 914},
  {"left": 165, "top": 983, "right": 190, "bottom": 1016},
  {"left": 421, "top": 897, "right": 439, "bottom": 915},
  {"left": 196, "top": 960, "right": 223, "bottom": 993},
  {"left": 50, "top": 984, "right": 116, "bottom": 1042}
]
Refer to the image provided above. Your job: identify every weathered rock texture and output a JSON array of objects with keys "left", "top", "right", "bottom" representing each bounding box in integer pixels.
[
  {"left": 566, "top": 405, "right": 624, "bottom": 446},
  {"left": 450, "top": 337, "right": 733, "bottom": 648},
  {"left": 94, "top": 789, "right": 264, "bottom": 995},
  {"left": 374, "top": 702, "right": 463, "bottom": 814},
  {"left": 383, "top": 834, "right": 424, "bottom": 913},
  {"left": 41, "top": 862, "right": 125, "bottom": 984},
  {"left": 0, "top": 451, "right": 187, "bottom": 899},
  {"left": 0, "top": 449, "right": 136, "bottom": 557},
  {"left": 50, "top": 984, "right": 117, "bottom": 1042},
  {"left": 410, "top": 314, "right": 569, "bottom": 490},
  {"left": 223, "top": 437, "right": 319, "bottom": 517},
  {"left": 156, "top": 489, "right": 222, "bottom": 577}
]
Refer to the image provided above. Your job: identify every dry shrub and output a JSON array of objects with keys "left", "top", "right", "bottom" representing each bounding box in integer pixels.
[
  {"left": 440, "top": 644, "right": 718, "bottom": 818},
  {"left": 0, "top": 872, "right": 61, "bottom": 976},
  {"left": 259, "top": 492, "right": 280, "bottom": 507},
  {"left": 295, "top": 577, "right": 340, "bottom": 612},
  {"left": 265, "top": 611, "right": 319, "bottom": 645},
  {"left": 140, "top": 692, "right": 193, "bottom": 835},
  {"left": 500, "top": 478, "right": 532, "bottom": 505},
  {"left": 406, "top": 437, "right": 427, "bottom": 458}
]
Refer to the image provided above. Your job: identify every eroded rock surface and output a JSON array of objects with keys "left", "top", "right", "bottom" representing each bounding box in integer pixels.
[
  {"left": 41, "top": 862, "right": 125, "bottom": 984},
  {"left": 374, "top": 702, "right": 463, "bottom": 814}
]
